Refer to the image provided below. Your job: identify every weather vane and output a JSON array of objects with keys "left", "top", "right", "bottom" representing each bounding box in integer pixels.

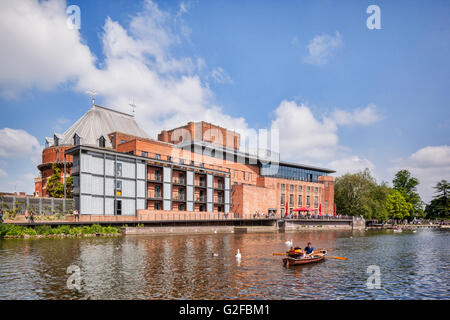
[
  {"left": 85, "top": 90, "right": 97, "bottom": 106},
  {"left": 129, "top": 97, "right": 137, "bottom": 116}
]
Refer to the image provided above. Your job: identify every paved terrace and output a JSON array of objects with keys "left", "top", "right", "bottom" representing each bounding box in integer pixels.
[{"left": 4, "top": 213, "right": 353, "bottom": 227}]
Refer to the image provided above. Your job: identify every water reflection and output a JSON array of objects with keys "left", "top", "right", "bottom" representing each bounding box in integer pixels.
[{"left": 0, "top": 229, "right": 449, "bottom": 299}]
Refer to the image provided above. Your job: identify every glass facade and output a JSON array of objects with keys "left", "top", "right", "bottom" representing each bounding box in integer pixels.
[{"left": 261, "top": 163, "right": 328, "bottom": 182}]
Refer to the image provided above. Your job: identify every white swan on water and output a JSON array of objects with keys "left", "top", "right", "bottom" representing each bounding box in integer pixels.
[
  {"left": 235, "top": 249, "right": 241, "bottom": 259},
  {"left": 285, "top": 239, "right": 293, "bottom": 246}
]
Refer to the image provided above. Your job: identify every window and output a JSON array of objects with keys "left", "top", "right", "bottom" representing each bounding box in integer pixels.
[
  {"left": 218, "top": 206, "right": 222, "bottom": 212},
  {"left": 191, "top": 160, "right": 195, "bottom": 166},
  {"left": 314, "top": 196, "right": 318, "bottom": 208},
  {"left": 168, "top": 156, "right": 172, "bottom": 162},
  {"left": 73, "top": 133, "right": 81, "bottom": 146},
  {"left": 179, "top": 159, "right": 185, "bottom": 164},
  {"left": 298, "top": 195, "right": 302, "bottom": 206},
  {"left": 289, "top": 194, "right": 294, "bottom": 206},
  {"left": 306, "top": 195, "right": 310, "bottom": 206},
  {"left": 325, "top": 182, "right": 329, "bottom": 187},
  {"left": 115, "top": 163, "right": 122, "bottom": 177},
  {"left": 155, "top": 154, "right": 161, "bottom": 160},
  {"left": 200, "top": 162, "right": 204, "bottom": 168},
  {"left": 141, "top": 151, "right": 148, "bottom": 157},
  {"left": 315, "top": 187, "right": 318, "bottom": 193},
  {"left": 248, "top": 172, "right": 251, "bottom": 181},
  {"left": 99, "top": 136, "right": 106, "bottom": 148},
  {"left": 298, "top": 186, "right": 302, "bottom": 192},
  {"left": 243, "top": 172, "right": 245, "bottom": 180},
  {"left": 290, "top": 185, "right": 294, "bottom": 192},
  {"left": 154, "top": 185, "right": 161, "bottom": 197},
  {"left": 178, "top": 204, "right": 184, "bottom": 211},
  {"left": 199, "top": 205, "right": 204, "bottom": 212},
  {"left": 155, "top": 202, "right": 161, "bottom": 210},
  {"left": 281, "top": 193, "right": 285, "bottom": 205},
  {"left": 116, "top": 180, "right": 122, "bottom": 196},
  {"left": 307, "top": 186, "right": 310, "bottom": 193},
  {"left": 120, "top": 139, "right": 126, "bottom": 144},
  {"left": 325, "top": 201, "right": 328, "bottom": 208},
  {"left": 281, "top": 184, "right": 285, "bottom": 191}
]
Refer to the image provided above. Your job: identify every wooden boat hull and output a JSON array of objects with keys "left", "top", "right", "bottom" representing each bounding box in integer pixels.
[{"left": 283, "top": 255, "right": 325, "bottom": 267}]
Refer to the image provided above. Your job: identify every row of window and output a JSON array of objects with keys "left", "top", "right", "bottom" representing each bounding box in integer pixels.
[
  {"left": 280, "top": 194, "right": 322, "bottom": 208},
  {"left": 151, "top": 202, "right": 223, "bottom": 212},
  {"left": 261, "top": 164, "right": 328, "bottom": 182},
  {"left": 280, "top": 184, "right": 319, "bottom": 193}
]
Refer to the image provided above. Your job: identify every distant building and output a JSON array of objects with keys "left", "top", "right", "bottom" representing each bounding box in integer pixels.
[{"left": 36, "top": 103, "right": 335, "bottom": 217}]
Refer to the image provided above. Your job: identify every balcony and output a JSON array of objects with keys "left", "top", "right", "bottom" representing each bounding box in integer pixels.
[
  {"left": 214, "top": 182, "right": 224, "bottom": 190},
  {"left": 148, "top": 175, "right": 162, "bottom": 183},
  {"left": 195, "top": 181, "right": 206, "bottom": 188},
  {"left": 173, "top": 194, "right": 186, "bottom": 201},
  {"left": 214, "top": 197, "right": 225, "bottom": 204},
  {"left": 148, "top": 192, "right": 162, "bottom": 200},
  {"left": 172, "top": 178, "right": 186, "bottom": 185},
  {"left": 195, "top": 196, "right": 206, "bottom": 203}
]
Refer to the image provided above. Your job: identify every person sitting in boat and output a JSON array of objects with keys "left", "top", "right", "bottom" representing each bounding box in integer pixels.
[{"left": 303, "top": 242, "right": 314, "bottom": 258}]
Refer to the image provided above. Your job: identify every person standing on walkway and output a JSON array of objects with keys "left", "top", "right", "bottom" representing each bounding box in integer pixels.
[
  {"left": 0, "top": 209, "right": 4, "bottom": 223},
  {"left": 29, "top": 210, "right": 34, "bottom": 223},
  {"left": 73, "top": 209, "right": 79, "bottom": 222},
  {"left": 24, "top": 210, "right": 29, "bottom": 222}
]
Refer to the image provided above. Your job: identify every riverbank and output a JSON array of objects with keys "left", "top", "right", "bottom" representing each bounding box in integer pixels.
[{"left": 0, "top": 224, "right": 121, "bottom": 239}]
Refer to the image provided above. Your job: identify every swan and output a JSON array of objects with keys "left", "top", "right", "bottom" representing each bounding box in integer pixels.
[
  {"left": 285, "top": 239, "right": 293, "bottom": 246},
  {"left": 235, "top": 249, "right": 241, "bottom": 259},
  {"left": 212, "top": 253, "right": 219, "bottom": 257}
]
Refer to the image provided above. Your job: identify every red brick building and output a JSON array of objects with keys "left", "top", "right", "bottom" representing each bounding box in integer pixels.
[{"left": 36, "top": 104, "right": 335, "bottom": 217}]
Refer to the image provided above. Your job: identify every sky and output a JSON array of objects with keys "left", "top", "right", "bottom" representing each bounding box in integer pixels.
[{"left": 0, "top": 0, "right": 449, "bottom": 202}]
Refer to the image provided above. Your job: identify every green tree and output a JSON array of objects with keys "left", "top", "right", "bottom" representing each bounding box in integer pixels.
[
  {"left": 335, "top": 168, "right": 389, "bottom": 220},
  {"left": 386, "top": 189, "right": 412, "bottom": 220},
  {"left": 46, "top": 163, "right": 73, "bottom": 198},
  {"left": 425, "top": 180, "right": 449, "bottom": 218},
  {"left": 392, "top": 170, "right": 423, "bottom": 217}
]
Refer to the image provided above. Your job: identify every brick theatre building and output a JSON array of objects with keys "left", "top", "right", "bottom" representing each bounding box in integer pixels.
[{"left": 35, "top": 104, "right": 335, "bottom": 218}]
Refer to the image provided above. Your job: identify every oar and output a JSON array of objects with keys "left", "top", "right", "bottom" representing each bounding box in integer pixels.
[
  {"left": 324, "top": 256, "right": 348, "bottom": 261},
  {"left": 272, "top": 252, "right": 287, "bottom": 256}
]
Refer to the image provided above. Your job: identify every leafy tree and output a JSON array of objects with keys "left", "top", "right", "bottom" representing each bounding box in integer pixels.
[
  {"left": 335, "top": 168, "right": 389, "bottom": 220},
  {"left": 392, "top": 170, "right": 423, "bottom": 217},
  {"left": 385, "top": 189, "right": 412, "bottom": 220},
  {"left": 425, "top": 180, "right": 449, "bottom": 218},
  {"left": 46, "top": 163, "right": 73, "bottom": 198}
]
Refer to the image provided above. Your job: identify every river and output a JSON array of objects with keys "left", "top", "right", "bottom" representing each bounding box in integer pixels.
[{"left": 0, "top": 229, "right": 448, "bottom": 299}]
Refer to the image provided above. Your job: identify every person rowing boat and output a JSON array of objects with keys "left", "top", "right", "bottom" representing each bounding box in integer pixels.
[{"left": 303, "top": 242, "right": 314, "bottom": 258}]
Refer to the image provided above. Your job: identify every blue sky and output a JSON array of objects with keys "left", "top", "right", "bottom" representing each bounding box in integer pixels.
[{"left": 0, "top": 0, "right": 449, "bottom": 202}]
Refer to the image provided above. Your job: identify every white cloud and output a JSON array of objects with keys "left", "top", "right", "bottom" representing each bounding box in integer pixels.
[
  {"left": 271, "top": 100, "right": 339, "bottom": 161},
  {"left": 327, "top": 156, "right": 376, "bottom": 176},
  {"left": 0, "top": 128, "right": 42, "bottom": 160},
  {"left": 389, "top": 145, "right": 450, "bottom": 202},
  {"left": 332, "top": 103, "right": 383, "bottom": 126},
  {"left": 208, "top": 67, "right": 233, "bottom": 84},
  {"left": 0, "top": 0, "right": 95, "bottom": 98},
  {"left": 0, "top": 168, "right": 7, "bottom": 178},
  {"left": 303, "top": 31, "right": 343, "bottom": 66}
]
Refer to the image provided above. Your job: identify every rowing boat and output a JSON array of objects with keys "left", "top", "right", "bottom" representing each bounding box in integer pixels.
[{"left": 283, "top": 255, "right": 325, "bottom": 267}]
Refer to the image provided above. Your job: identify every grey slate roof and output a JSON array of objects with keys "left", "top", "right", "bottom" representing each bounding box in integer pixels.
[{"left": 51, "top": 104, "right": 149, "bottom": 148}]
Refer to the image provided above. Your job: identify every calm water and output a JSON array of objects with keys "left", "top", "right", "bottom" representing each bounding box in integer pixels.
[{"left": 0, "top": 229, "right": 449, "bottom": 300}]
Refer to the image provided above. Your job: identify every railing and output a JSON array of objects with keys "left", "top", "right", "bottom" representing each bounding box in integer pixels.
[
  {"left": 195, "top": 196, "right": 206, "bottom": 202},
  {"left": 195, "top": 181, "right": 206, "bottom": 187},
  {"left": 173, "top": 179, "right": 186, "bottom": 185},
  {"left": 148, "top": 193, "right": 162, "bottom": 199},
  {"left": 148, "top": 176, "right": 162, "bottom": 182},
  {"left": 215, "top": 183, "right": 224, "bottom": 189},
  {"left": 214, "top": 197, "right": 225, "bottom": 204},
  {"left": 173, "top": 194, "right": 186, "bottom": 201}
]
